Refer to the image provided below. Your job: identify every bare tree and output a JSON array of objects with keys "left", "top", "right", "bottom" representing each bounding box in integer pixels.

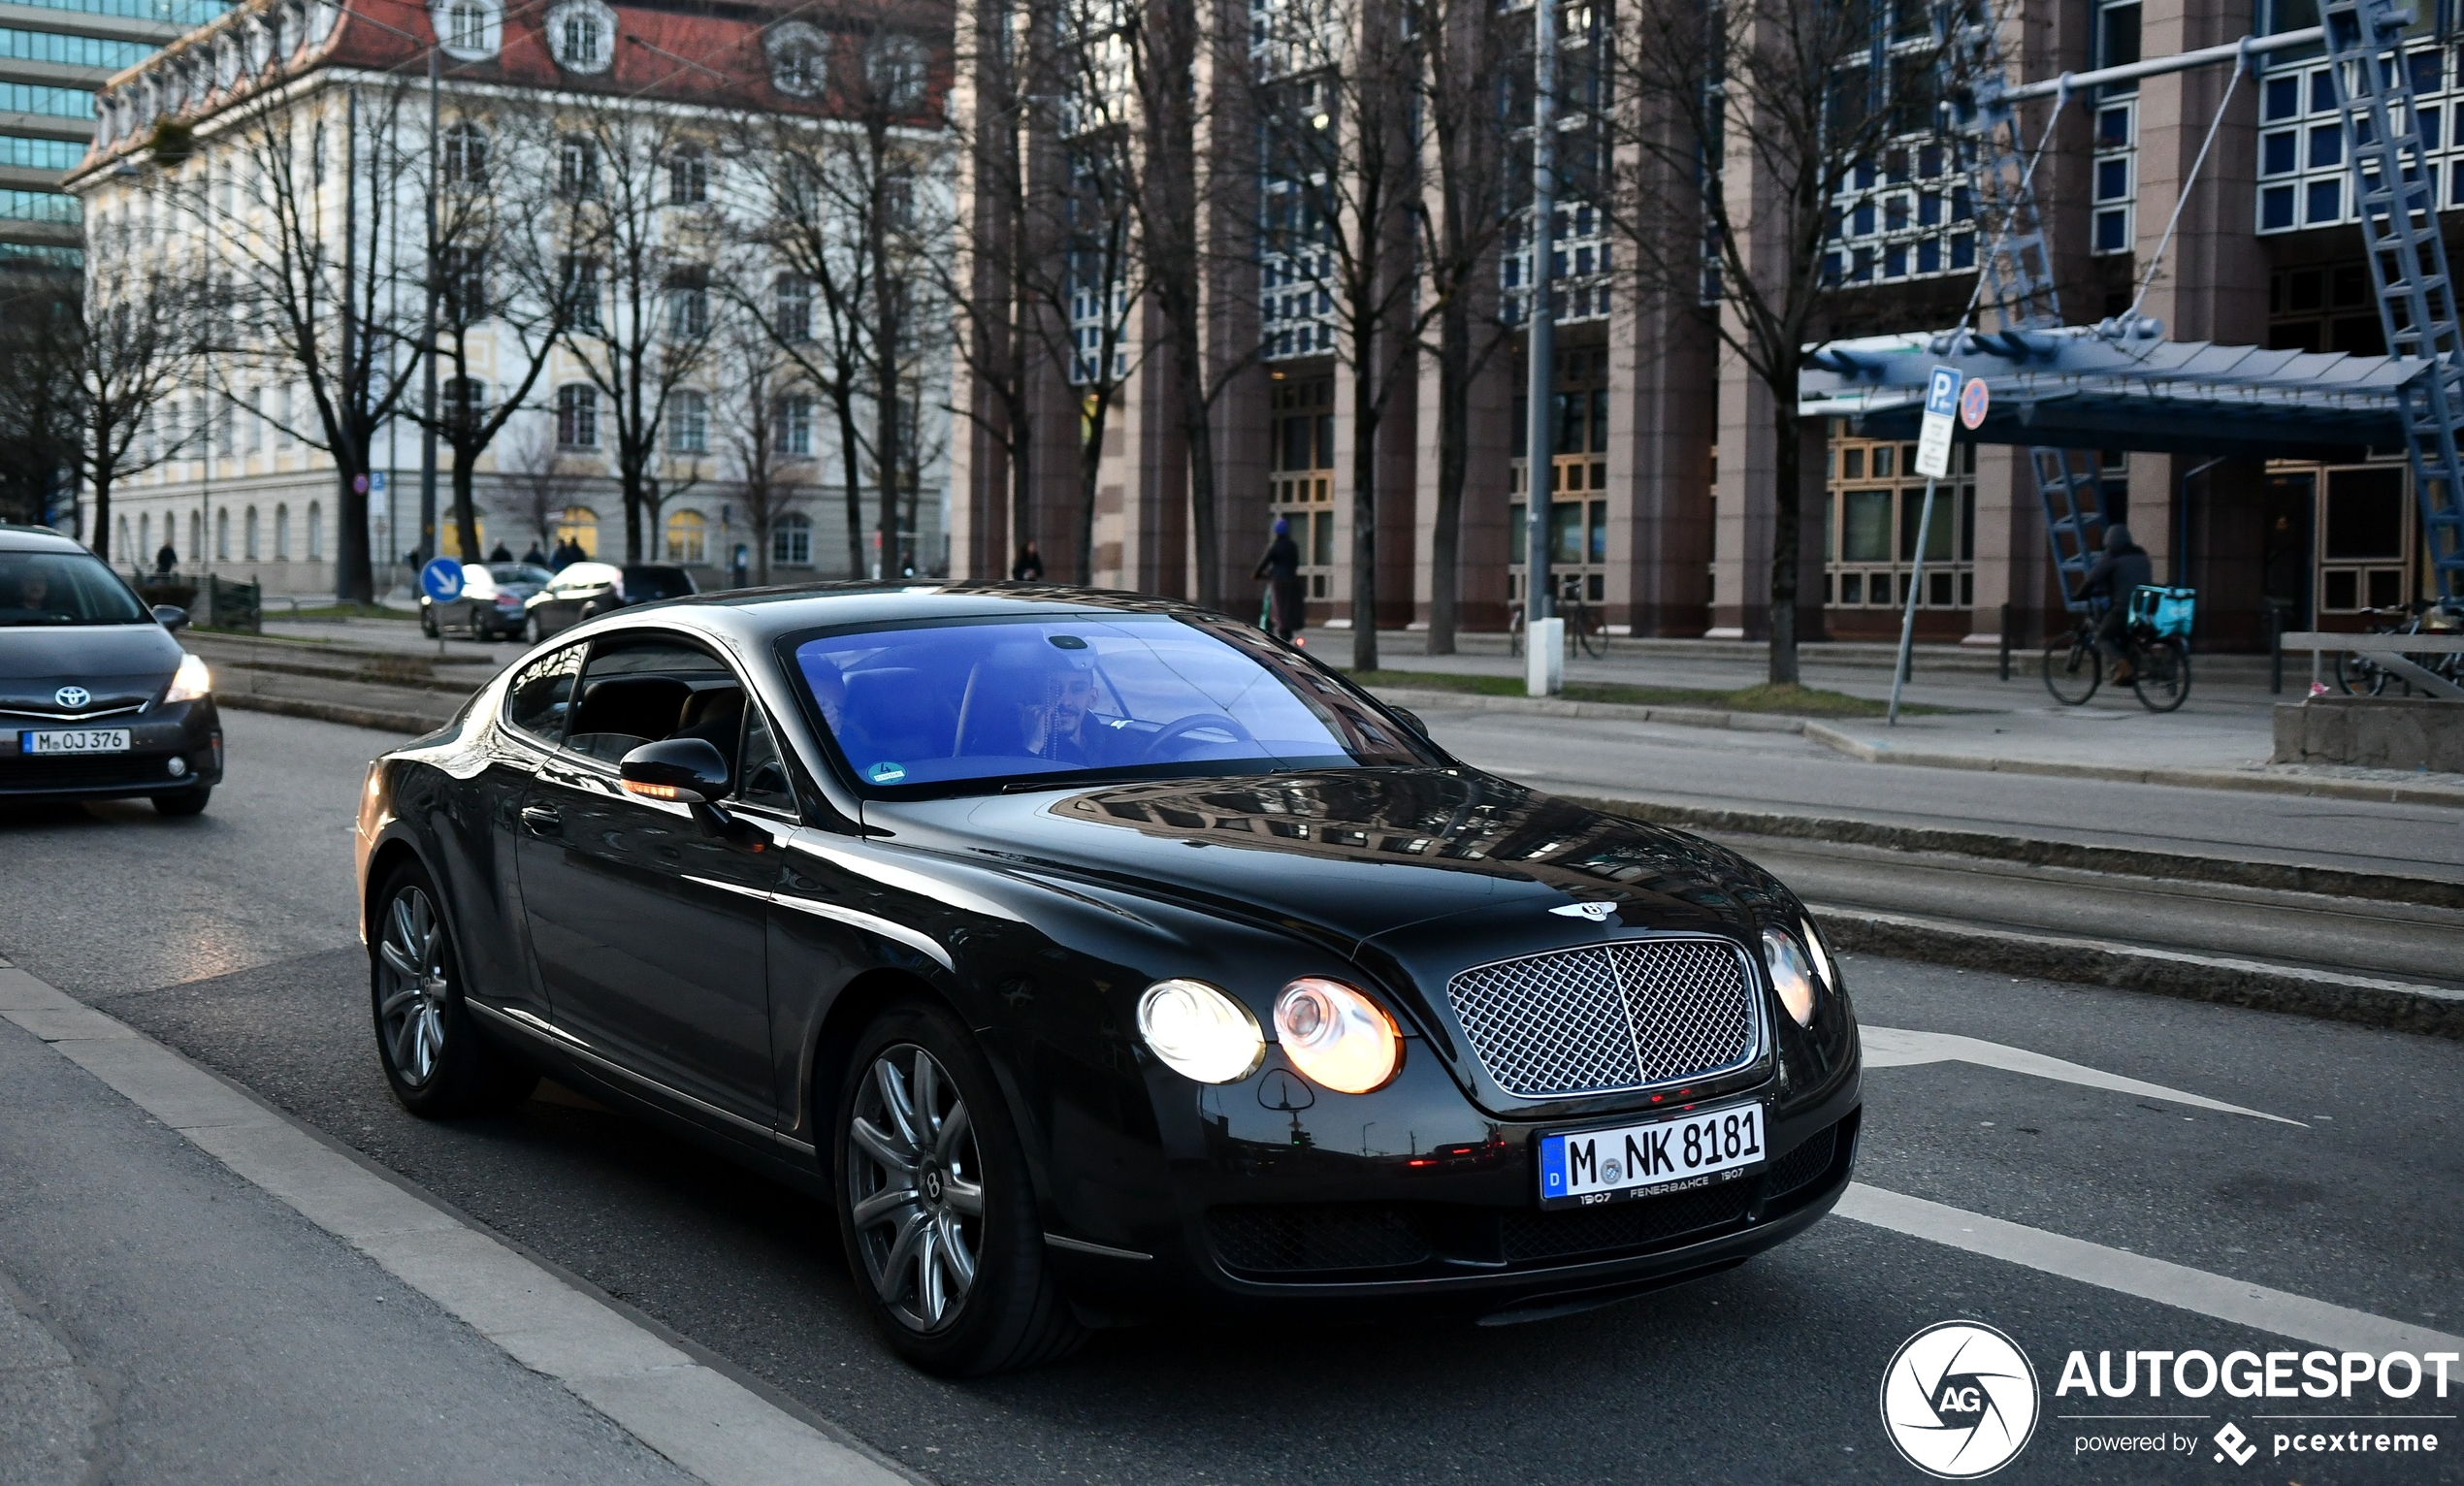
[
  {"left": 715, "top": 323, "right": 811, "bottom": 586},
  {"left": 409, "top": 100, "right": 583, "bottom": 564},
  {"left": 0, "top": 274, "right": 103, "bottom": 537},
  {"left": 555, "top": 100, "right": 721, "bottom": 563},
  {"left": 185, "top": 79, "right": 431, "bottom": 602},
  {"left": 499, "top": 415, "right": 587, "bottom": 557},
  {"left": 1607, "top": 0, "right": 1955, "bottom": 680}
]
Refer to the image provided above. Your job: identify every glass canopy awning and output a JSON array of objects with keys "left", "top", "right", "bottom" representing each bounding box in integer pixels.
[{"left": 1798, "top": 325, "right": 2435, "bottom": 460}]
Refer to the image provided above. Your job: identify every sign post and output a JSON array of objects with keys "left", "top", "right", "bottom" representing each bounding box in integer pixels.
[
  {"left": 420, "top": 557, "right": 463, "bottom": 660},
  {"left": 1890, "top": 368, "right": 1962, "bottom": 726}
]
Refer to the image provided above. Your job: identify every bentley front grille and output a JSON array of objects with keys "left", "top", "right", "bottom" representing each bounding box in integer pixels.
[{"left": 1444, "top": 939, "right": 1758, "bottom": 1098}]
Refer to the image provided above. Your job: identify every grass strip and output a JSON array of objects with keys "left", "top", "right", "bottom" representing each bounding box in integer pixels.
[{"left": 1348, "top": 668, "right": 1955, "bottom": 718}]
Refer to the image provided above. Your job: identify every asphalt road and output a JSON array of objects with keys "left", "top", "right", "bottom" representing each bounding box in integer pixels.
[{"left": 3, "top": 709, "right": 2460, "bottom": 1485}]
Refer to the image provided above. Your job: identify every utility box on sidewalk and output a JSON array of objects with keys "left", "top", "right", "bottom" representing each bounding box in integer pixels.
[{"left": 2274, "top": 697, "right": 2464, "bottom": 773}]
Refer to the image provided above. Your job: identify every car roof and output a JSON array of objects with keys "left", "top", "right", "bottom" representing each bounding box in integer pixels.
[
  {"left": 0, "top": 525, "right": 87, "bottom": 555},
  {"left": 574, "top": 582, "right": 1212, "bottom": 652}
]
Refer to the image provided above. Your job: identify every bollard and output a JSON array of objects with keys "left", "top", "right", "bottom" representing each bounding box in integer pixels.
[
  {"left": 1526, "top": 618, "right": 1565, "bottom": 696},
  {"left": 1998, "top": 601, "right": 2011, "bottom": 682},
  {"left": 2268, "top": 601, "right": 2285, "bottom": 695}
]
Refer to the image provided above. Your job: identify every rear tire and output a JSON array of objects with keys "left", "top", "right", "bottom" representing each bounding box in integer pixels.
[
  {"left": 2335, "top": 651, "right": 2390, "bottom": 696},
  {"left": 152, "top": 786, "right": 211, "bottom": 817},
  {"left": 832, "top": 998, "right": 1087, "bottom": 1376},
  {"left": 371, "top": 862, "right": 537, "bottom": 1117},
  {"left": 526, "top": 613, "right": 546, "bottom": 645},
  {"left": 2131, "top": 639, "right": 2191, "bottom": 713},
  {"left": 2041, "top": 635, "right": 2101, "bottom": 705}
]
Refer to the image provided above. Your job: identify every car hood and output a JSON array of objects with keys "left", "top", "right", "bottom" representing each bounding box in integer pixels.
[
  {"left": 866, "top": 767, "right": 1790, "bottom": 956},
  {"left": 0, "top": 624, "right": 182, "bottom": 712}
]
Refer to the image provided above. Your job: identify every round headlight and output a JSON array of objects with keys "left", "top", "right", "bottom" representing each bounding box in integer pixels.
[
  {"left": 1762, "top": 926, "right": 1819, "bottom": 1028},
  {"left": 1799, "top": 915, "right": 1836, "bottom": 992},
  {"left": 1136, "top": 979, "right": 1265, "bottom": 1083},
  {"left": 1273, "top": 978, "right": 1401, "bottom": 1094}
]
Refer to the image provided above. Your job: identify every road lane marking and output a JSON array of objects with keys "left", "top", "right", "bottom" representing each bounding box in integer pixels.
[
  {"left": 0, "top": 955, "right": 913, "bottom": 1486},
  {"left": 1838, "top": 1183, "right": 2462, "bottom": 1357},
  {"left": 1860, "top": 1025, "right": 2305, "bottom": 1125}
]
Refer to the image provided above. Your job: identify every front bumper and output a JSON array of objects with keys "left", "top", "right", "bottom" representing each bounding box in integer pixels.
[{"left": 0, "top": 699, "right": 224, "bottom": 801}]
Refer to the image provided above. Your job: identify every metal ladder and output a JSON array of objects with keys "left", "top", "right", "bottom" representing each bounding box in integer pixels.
[
  {"left": 1938, "top": 8, "right": 2110, "bottom": 613},
  {"left": 2322, "top": 0, "right": 2464, "bottom": 601}
]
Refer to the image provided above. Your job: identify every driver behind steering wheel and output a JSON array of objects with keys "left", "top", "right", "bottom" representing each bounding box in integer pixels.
[{"left": 1019, "top": 647, "right": 1109, "bottom": 765}]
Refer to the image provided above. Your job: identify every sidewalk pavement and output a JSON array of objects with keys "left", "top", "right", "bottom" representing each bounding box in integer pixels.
[{"left": 0, "top": 956, "right": 906, "bottom": 1486}]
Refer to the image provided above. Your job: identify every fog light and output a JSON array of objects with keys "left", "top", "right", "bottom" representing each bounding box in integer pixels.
[
  {"left": 1763, "top": 927, "right": 1818, "bottom": 1028},
  {"left": 1273, "top": 978, "right": 1401, "bottom": 1094},
  {"left": 167, "top": 757, "right": 187, "bottom": 777},
  {"left": 1136, "top": 979, "right": 1265, "bottom": 1083}
]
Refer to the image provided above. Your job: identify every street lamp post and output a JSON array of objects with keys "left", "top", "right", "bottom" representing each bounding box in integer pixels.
[{"left": 419, "top": 46, "right": 439, "bottom": 565}]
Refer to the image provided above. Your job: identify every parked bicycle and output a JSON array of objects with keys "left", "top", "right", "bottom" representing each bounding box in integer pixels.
[
  {"left": 2043, "top": 585, "right": 2193, "bottom": 712},
  {"left": 1508, "top": 583, "right": 1608, "bottom": 660},
  {"left": 2338, "top": 599, "right": 2463, "bottom": 695}
]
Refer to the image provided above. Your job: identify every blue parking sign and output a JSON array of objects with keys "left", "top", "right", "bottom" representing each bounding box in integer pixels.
[{"left": 1926, "top": 365, "right": 1960, "bottom": 419}]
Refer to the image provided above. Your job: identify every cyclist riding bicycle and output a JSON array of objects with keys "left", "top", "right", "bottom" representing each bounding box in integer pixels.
[{"left": 2074, "top": 524, "right": 2153, "bottom": 683}]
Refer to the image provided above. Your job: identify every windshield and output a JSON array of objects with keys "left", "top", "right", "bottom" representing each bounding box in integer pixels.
[
  {"left": 0, "top": 551, "right": 148, "bottom": 627},
  {"left": 791, "top": 615, "right": 1433, "bottom": 794},
  {"left": 483, "top": 564, "right": 552, "bottom": 585},
  {"left": 623, "top": 566, "right": 695, "bottom": 600}
]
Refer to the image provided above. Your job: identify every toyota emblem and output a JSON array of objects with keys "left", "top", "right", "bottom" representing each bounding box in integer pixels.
[{"left": 54, "top": 686, "right": 90, "bottom": 709}]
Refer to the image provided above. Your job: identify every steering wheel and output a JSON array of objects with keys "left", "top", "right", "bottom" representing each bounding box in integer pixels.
[{"left": 1142, "top": 711, "right": 1258, "bottom": 760}]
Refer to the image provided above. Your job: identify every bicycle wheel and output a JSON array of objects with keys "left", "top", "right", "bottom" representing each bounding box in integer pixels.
[
  {"left": 2334, "top": 651, "right": 2390, "bottom": 696},
  {"left": 1573, "top": 606, "right": 1605, "bottom": 659},
  {"left": 2042, "top": 634, "right": 2101, "bottom": 705},
  {"left": 2131, "top": 638, "right": 2191, "bottom": 713}
]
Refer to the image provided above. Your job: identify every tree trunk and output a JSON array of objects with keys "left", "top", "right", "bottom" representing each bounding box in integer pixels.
[
  {"left": 1427, "top": 298, "right": 1473, "bottom": 654},
  {"left": 1171, "top": 348, "right": 1219, "bottom": 611},
  {"left": 1350, "top": 357, "right": 1381, "bottom": 673},
  {"left": 1009, "top": 415, "right": 1033, "bottom": 579},
  {"left": 1077, "top": 399, "right": 1109, "bottom": 584},
  {"left": 336, "top": 459, "right": 372, "bottom": 604},
  {"left": 835, "top": 390, "right": 864, "bottom": 576},
  {"left": 89, "top": 468, "right": 113, "bottom": 565},
  {"left": 451, "top": 448, "right": 480, "bottom": 564},
  {"left": 1767, "top": 382, "right": 1800, "bottom": 685}
]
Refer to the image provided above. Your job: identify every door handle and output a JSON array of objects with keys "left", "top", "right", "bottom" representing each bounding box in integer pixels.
[{"left": 521, "top": 805, "right": 563, "bottom": 833}]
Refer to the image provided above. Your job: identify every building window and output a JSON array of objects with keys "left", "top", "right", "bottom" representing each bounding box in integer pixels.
[
  {"left": 558, "top": 136, "right": 599, "bottom": 197},
  {"left": 432, "top": 0, "right": 499, "bottom": 61},
  {"left": 275, "top": 502, "right": 289, "bottom": 559},
  {"left": 215, "top": 506, "right": 230, "bottom": 560},
  {"left": 243, "top": 505, "right": 259, "bottom": 560},
  {"left": 865, "top": 33, "right": 928, "bottom": 111},
  {"left": 774, "top": 394, "right": 813, "bottom": 456},
  {"left": 441, "top": 247, "right": 486, "bottom": 321},
  {"left": 1821, "top": 425, "right": 1978, "bottom": 613},
  {"left": 547, "top": 0, "right": 612, "bottom": 72},
  {"left": 665, "top": 508, "right": 707, "bottom": 564},
  {"left": 665, "top": 268, "right": 710, "bottom": 339},
  {"left": 774, "top": 274, "right": 813, "bottom": 341},
  {"left": 560, "top": 254, "right": 601, "bottom": 330},
  {"left": 667, "top": 145, "right": 707, "bottom": 205},
  {"left": 766, "top": 22, "right": 826, "bottom": 96},
  {"left": 1508, "top": 349, "right": 1612, "bottom": 607},
  {"left": 307, "top": 500, "right": 321, "bottom": 560},
  {"left": 2091, "top": 98, "right": 2136, "bottom": 255},
  {"left": 668, "top": 389, "right": 708, "bottom": 452},
  {"left": 555, "top": 504, "right": 598, "bottom": 558},
  {"left": 2254, "top": 32, "right": 2448, "bottom": 235},
  {"left": 442, "top": 121, "right": 488, "bottom": 185},
  {"left": 444, "top": 376, "right": 485, "bottom": 435},
  {"left": 772, "top": 511, "right": 813, "bottom": 566},
  {"left": 557, "top": 384, "right": 599, "bottom": 448}
]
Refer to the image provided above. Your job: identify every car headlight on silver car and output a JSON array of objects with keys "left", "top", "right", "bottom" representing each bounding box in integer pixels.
[
  {"left": 1136, "top": 979, "right": 1265, "bottom": 1083},
  {"left": 1761, "top": 926, "right": 1820, "bottom": 1028},
  {"left": 163, "top": 652, "right": 211, "bottom": 703}
]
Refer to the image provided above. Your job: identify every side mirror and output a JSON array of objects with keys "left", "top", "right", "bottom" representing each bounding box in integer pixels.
[
  {"left": 152, "top": 604, "right": 188, "bottom": 631},
  {"left": 1388, "top": 705, "right": 1428, "bottom": 737},
  {"left": 620, "top": 737, "right": 731, "bottom": 803}
]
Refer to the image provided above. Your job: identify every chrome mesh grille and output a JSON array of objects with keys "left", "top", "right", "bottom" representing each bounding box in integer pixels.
[{"left": 1445, "top": 939, "right": 1756, "bottom": 1098}]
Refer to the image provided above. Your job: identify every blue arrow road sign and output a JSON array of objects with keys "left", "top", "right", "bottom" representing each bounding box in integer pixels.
[{"left": 420, "top": 557, "right": 465, "bottom": 603}]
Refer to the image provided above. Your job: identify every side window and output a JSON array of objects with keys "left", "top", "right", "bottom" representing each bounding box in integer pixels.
[
  {"left": 566, "top": 635, "right": 735, "bottom": 765},
  {"left": 503, "top": 646, "right": 583, "bottom": 745},
  {"left": 736, "top": 705, "right": 797, "bottom": 813}
]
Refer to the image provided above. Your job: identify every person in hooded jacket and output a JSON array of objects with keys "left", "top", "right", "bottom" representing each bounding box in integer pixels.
[
  {"left": 2076, "top": 523, "right": 2154, "bottom": 682},
  {"left": 1253, "top": 518, "right": 1304, "bottom": 642}
]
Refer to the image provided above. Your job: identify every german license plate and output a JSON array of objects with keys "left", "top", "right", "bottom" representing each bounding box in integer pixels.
[
  {"left": 21, "top": 727, "right": 131, "bottom": 755},
  {"left": 1538, "top": 1102, "right": 1766, "bottom": 1209}
]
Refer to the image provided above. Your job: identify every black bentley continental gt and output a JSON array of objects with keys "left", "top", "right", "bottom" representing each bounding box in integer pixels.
[{"left": 354, "top": 585, "right": 1860, "bottom": 1374}]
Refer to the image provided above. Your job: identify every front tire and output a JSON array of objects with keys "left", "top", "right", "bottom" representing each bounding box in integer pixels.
[
  {"left": 2042, "top": 635, "right": 2101, "bottom": 705},
  {"left": 832, "top": 999, "right": 1086, "bottom": 1376},
  {"left": 152, "top": 786, "right": 211, "bottom": 817},
  {"left": 372, "top": 863, "right": 537, "bottom": 1117},
  {"left": 525, "top": 613, "right": 546, "bottom": 645},
  {"left": 420, "top": 607, "right": 438, "bottom": 638}
]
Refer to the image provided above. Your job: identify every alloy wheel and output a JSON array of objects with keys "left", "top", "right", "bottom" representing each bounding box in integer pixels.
[
  {"left": 846, "top": 1044, "right": 984, "bottom": 1333},
  {"left": 376, "top": 886, "right": 450, "bottom": 1087}
]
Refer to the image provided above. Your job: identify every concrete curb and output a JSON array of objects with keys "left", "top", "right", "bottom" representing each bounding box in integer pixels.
[
  {"left": 1369, "top": 685, "right": 2464, "bottom": 806},
  {"left": 214, "top": 692, "right": 451, "bottom": 736},
  {"left": 1814, "top": 906, "right": 2464, "bottom": 1040},
  {"left": 1565, "top": 793, "right": 2464, "bottom": 911}
]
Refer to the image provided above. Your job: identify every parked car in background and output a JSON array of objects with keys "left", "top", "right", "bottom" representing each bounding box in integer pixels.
[
  {"left": 521, "top": 563, "right": 697, "bottom": 643},
  {"left": 0, "top": 524, "right": 221, "bottom": 816},
  {"left": 420, "top": 562, "right": 554, "bottom": 641}
]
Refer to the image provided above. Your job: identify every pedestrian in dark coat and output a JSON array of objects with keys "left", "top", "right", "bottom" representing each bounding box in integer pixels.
[
  {"left": 488, "top": 542, "right": 514, "bottom": 563},
  {"left": 154, "top": 542, "right": 178, "bottom": 577},
  {"left": 1253, "top": 518, "right": 1305, "bottom": 642},
  {"left": 2077, "top": 523, "right": 2155, "bottom": 679},
  {"left": 1012, "top": 541, "right": 1044, "bottom": 581}
]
